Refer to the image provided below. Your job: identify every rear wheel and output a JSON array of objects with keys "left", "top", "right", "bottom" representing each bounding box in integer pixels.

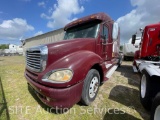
[
  {"left": 81, "top": 69, "right": 100, "bottom": 105},
  {"left": 140, "top": 70, "right": 152, "bottom": 110},
  {"left": 151, "top": 93, "right": 160, "bottom": 120}
]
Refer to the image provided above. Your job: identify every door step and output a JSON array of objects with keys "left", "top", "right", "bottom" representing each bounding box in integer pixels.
[
  {"left": 106, "top": 65, "right": 118, "bottom": 78},
  {"left": 105, "top": 64, "right": 112, "bottom": 69}
]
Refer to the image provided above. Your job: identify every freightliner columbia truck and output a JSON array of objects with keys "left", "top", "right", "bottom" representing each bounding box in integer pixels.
[
  {"left": 25, "top": 13, "right": 122, "bottom": 109},
  {"left": 132, "top": 23, "right": 160, "bottom": 120}
]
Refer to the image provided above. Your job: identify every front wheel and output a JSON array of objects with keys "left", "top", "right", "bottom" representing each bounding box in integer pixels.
[
  {"left": 140, "top": 70, "right": 152, "bottom": 110},
  {"left": 81, "top": 69, "right": 100, "bottom": 105},
  {"left": 151, "top": 93, "right": 160, "bottom": 120}
]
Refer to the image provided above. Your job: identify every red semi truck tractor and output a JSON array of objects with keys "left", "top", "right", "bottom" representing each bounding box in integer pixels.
[
  {"left": 25, "top": 13, "right": 122, "bottom": 109},
  {"left": 132, "top": 23, "right": 160, "bottom": 119}
]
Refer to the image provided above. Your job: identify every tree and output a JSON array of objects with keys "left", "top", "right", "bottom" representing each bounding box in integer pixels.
[{"left": 0, "top": 44, "right": 9, "bottom": 49}]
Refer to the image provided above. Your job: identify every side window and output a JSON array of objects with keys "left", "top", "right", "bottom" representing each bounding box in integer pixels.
[{"left": 102, "top": 26, "right": 109, "bottom": 40}]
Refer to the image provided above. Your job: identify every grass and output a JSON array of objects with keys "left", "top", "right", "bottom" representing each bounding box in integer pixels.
[{"left": 0, "top": 56, "right": 149, "bottom": 120}]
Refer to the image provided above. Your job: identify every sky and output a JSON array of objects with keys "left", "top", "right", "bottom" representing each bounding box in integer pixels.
[{"left": 0, "top": 0, "right": 160, "bottom": 45}]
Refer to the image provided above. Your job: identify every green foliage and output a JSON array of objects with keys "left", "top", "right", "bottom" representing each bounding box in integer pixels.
[{"left": 0, "top": 44, "right": 9, "bottom": 49}]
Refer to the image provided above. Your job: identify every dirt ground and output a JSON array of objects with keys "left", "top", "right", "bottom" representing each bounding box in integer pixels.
[
  {"left": 100, "top": 61, "right": 150, "bottom": 120},
  {"left": 0, "top": 56, "right": 150, "bottom": 120}
]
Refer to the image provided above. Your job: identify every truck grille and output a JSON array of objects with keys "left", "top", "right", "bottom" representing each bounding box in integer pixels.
[
  {"left": 26, "top": 45, "right": 48, "bottom": 72},
  {"left": 26, "top": 50, "right": 41, "bottom": 71}
]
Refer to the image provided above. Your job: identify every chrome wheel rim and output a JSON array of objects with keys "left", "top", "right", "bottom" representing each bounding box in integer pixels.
[
  {"left": 141, "top": 74, "right": 147, "bottom": 98},
  {"left": 154, "top": 105, "right": 160, "bottom": 120},
  {"left": 89, "top": 77, "right": 99, "bottom": 98}
]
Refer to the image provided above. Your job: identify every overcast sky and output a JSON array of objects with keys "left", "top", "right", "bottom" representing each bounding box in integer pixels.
[{"left": 0, "top": 0, "right": 160, "bottom": 45}]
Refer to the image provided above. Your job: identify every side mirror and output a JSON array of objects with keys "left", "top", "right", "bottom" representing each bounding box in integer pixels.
[
  {"left": 132, "top": 34, "right": 136, "bottom": 44},
  {"left": 112, "top": 22, "right": 119, "bottom": 40}
]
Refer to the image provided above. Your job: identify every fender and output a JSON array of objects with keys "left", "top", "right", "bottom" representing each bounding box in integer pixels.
[
  {"left": 139, "top": 62, "right": 160, "bottom": 77},
  {"left": 39, "top": 50, "right": 103, "bottom": 88},
  {"left": 144, "top": 65, "right": 160, "bottom": 77}
]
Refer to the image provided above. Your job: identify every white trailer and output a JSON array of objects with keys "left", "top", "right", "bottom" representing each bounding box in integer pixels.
[
  {"left": 123, "top": 37, "right": 141, "bottom": 60},
  {"left": 1, "top": 44, "right": 23, "bottom": 56}
]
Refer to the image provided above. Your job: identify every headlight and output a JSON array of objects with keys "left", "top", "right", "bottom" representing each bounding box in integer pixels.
[{"left": 42, "top": 69, "right": 73, "bottom": 83}]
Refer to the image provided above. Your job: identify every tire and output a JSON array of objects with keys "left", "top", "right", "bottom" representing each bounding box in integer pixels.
[
  {"left": 81, "top": 69, "right": 100, "bottom": 105},
  {"left": 140, "top": 70, "right": 152, "bottom": 110},
  {"left": 151, "top": 93, "right": 160, "bottom": 120}
]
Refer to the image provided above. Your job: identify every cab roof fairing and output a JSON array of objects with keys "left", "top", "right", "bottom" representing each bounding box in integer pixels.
[{"left": 64, "top": 12, "right": 113, "bottom": 31}]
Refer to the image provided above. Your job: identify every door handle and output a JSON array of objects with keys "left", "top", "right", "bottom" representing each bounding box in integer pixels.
[{"left": 102, "top": 43, "right": 107, "bottom": 45}]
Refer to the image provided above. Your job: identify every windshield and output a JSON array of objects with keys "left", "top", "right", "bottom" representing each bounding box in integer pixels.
[{"left": 64, "top": 22, "right": 100, "bottom": 40}]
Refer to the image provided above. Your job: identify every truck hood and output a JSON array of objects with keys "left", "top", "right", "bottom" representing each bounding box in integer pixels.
[{"left": 46, "top": 38, "right": 96, "bottom": 67}]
